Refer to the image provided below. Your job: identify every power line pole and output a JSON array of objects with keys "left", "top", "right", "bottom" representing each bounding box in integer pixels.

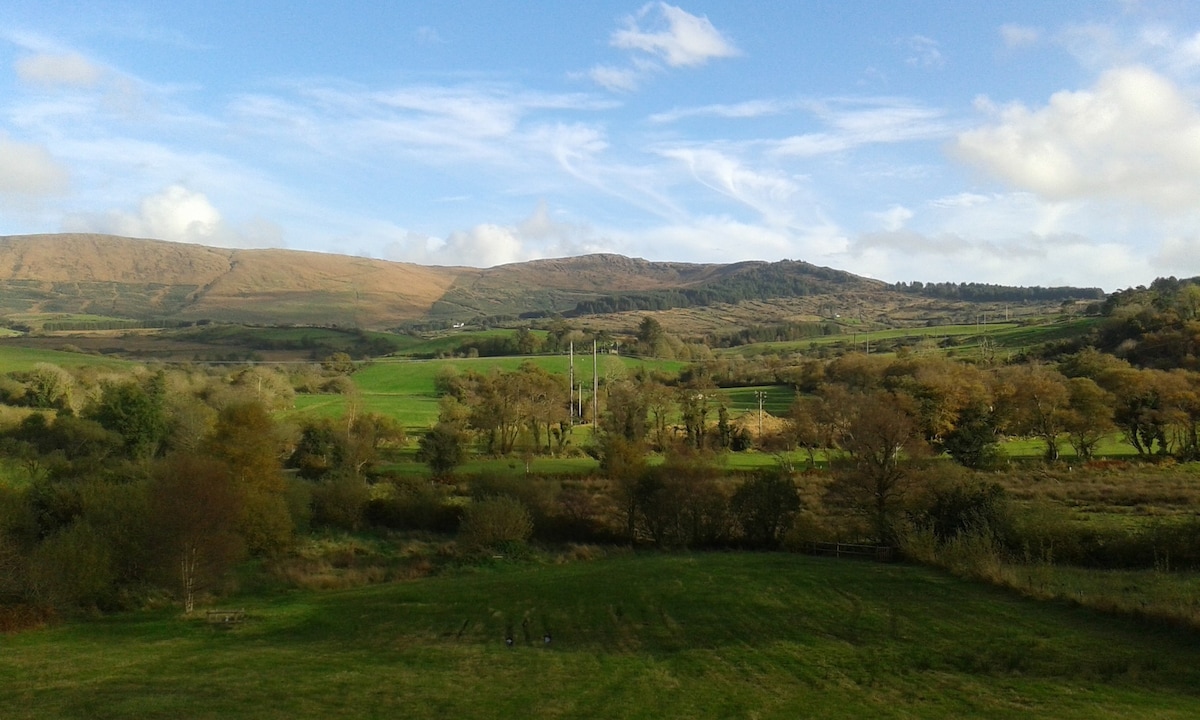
[
  {"left": 592, "top": 339, "right": 598, "bottom": 434},
  {"left": 754, "top": 390, "right": 766, "bottom": 438}
]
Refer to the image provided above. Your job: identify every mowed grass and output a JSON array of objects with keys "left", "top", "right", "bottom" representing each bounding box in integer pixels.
[{"left": 4, "top": 553, "right": 1200, "bottom": 719}]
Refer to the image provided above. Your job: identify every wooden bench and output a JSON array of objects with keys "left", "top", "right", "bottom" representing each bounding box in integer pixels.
[{"left": 206, "top": 609, "right": 246, "bottom": 625}]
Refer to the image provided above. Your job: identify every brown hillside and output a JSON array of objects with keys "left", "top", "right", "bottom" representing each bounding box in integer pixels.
[
  {"left": 0, "top": 233, "right": 232, "bottom": 285},
  {"left": 0, "top": 234, "right": 463, "bottom": 328}
]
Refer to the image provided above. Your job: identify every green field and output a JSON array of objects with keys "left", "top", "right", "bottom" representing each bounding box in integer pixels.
[
  {"left": 0, "top": 344, "right": 132, "bottom": 373},
  {"left": 723, "top": 317, "right": 1100, "bottom": 359},
  {"left": 4, "top": 553, "right": 1199, "bottom": 719},
  {"left": 287, "top": 355, "right": 689, "bottom": 430}
]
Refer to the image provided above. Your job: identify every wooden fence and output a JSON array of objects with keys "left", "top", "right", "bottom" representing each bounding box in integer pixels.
[{"left": 802, "top": 542, "right": 896, "bottom": 562}]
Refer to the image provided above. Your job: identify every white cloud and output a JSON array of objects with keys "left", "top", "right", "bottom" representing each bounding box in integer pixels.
[
  {"left": 649, "top": 99, "right": 788, "bottom": 124},
  {"left": 903, "top": 35, "right": 944, "bottom": 69},
  {"left": 658, "top": 146, "right": 801, "bottom": 227},
  {"left": 612, "top": 3, "right": 738, "bottom": 68},
  {"left": 0, "top": 133, "right": 70, "bottom": 196},
  {"left": 588, "top": 65, "right": 642, "bottom": 92},
  {"left": 774, "top": 101, "right": 951, "bottom": 157},
  {"left": 873, "top": 205, "right": 913, "bottom": 232},
  {"left": 64, "top": 185, "right": 279, "bottom": 248},
  {"left": 383, "top": 202, "right": 603, "bottom": 267},
  {"left": 16, "top": 52, "right": 105, "bottom": 87},
  {"left": 588, "top": 3, "right": 737, "bottom": 92},
  {"left": 414, "top": 26, "right": 444, "bottom": 46},
  {"left": 956, "top": 66, "right": 1200, "bottom": 210},
  {"left": 929, "top": 192, "right": 991, "bottom": 209},
  {"left": 844, "top": 229, "right": 1147, "bottom": 289},
  {"left": 999, "top": 24, "right": 1041, "bottom": 49}
]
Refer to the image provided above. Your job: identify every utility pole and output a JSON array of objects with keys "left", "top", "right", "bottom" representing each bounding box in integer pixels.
[
  {"left": 754, "top": 390, "right": 766, "bottom": 438},
  {"left": 592, "top": 339, "right": 598, "bottom": 434},
  {"left": 569, "top": 341, "right": 574, "bottom": 422}
]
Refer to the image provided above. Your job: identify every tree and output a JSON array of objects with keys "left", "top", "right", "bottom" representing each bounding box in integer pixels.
[
  {"left": 636, "top": 316, "right": 670, "bottom": 357},
  {"left": 994, "top": 365, "right": 1071, "bottom": 462},
  {"left": 149, "top": 453, "right": 243, "bottom": 613},
  {"left": 942, "top": 403, "right": 1002, "bottom": 470},
  {"left": 825, "top": 391, "right": 925, "bottom": 545},
  {"left": 602, "top": 378, "right": 649, "bottom": 442},
  {"left": 204, "top": 401, "right": 293, "bottom": 555},
  {"left": 1062, "top": 377, "right": 1115, "bottom": 460},
  {"left": 85, "top": 375, "right": 168, "bottom": 461},
  {"left": 731, "top": 468, "right": 801, "bottom": 548},
  {"left": 24, "top": 363, "right": 76, "bottom": 411},
  {"left": 417, "top": 421, "right": 467, "bottom": 480},
  {"left": 598, "top": 435, "right": 648, "bottom": 543}
]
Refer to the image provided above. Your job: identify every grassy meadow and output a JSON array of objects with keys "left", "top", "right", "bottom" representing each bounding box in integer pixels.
[{"left": 5, "top": 553, "right": 1200, "bottom": 719}]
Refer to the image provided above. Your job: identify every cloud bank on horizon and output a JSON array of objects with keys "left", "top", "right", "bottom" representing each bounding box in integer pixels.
[{"left": 3, "top": 1, "right": 1200, "bottom": 290}]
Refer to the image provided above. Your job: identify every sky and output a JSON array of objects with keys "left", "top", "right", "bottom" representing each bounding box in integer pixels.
[{"left": 3, "top": 1, "right": 1200, "bottom": 291}]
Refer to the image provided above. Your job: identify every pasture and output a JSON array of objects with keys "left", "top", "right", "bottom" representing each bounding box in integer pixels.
[{"left": 3, "top": 553, "right": 1199, "bottom": 719}]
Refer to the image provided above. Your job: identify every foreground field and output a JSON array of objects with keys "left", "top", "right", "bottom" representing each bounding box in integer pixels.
[{"left": 4, "top": 553, "right": 1199, "bottom": 719}]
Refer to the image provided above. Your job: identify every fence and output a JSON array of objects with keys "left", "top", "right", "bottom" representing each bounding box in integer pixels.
[{"left": 803, "top": 542, "right": 896, "bottom": 562}]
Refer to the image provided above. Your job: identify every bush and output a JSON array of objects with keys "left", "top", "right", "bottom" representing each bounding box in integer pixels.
[
  {"left": 458, "top": 497, "right": 533, "bottom": 553},
  {"left": 732, "top": 468, "right": 801, "bottom": 548},
  {"left": 28, "top": 521, "right": 116, "bottom": 612},
  {"left": 364, "top": 478, "right": 459, "bottom": 533},
  {"left": 310, "top": 473, "right": 369, "bottom": 531}
]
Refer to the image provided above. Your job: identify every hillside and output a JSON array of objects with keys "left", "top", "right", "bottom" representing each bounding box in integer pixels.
[
  {"left": 0, "top": 234, "right": 1105, "bottom": 333},
  {"left": 0, "top": 234, "right": 472, "bottom": 328},
  {"left": 0, "top": 234, "right": 886, "bottom": 328}
]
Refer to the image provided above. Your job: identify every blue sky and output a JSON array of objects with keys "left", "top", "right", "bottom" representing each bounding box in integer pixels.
[{"left": 3, "top": 1, "right": 1200, "bottom": 290}]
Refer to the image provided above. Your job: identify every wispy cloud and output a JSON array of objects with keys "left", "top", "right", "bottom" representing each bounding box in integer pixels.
[
  {"left": 587, "top": 3, "right": 738, "bottom": 92},
  {"left": 902, "top": 35, "right": 944, "bottom": 69},
  {"left": 999, "top": 24, "right": 1041, "bottom": 49},
  {"left": 0, "top": 131, "right": 70, "bottom": 196},
  {"left": 612, "top": 2, "right": 739, "bottom": 68},
  {"left": 649, "top": 99, "right": 789, "bottom": 124},
  {"left": 16, "top": 52, "right": 104, "bottom": 88},
  {"left": 774, "top": 100, "right": 952, "bottom": 157}
]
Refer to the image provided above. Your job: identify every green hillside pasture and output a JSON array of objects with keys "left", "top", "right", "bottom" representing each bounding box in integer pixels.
[
  {"left": 392, "top": 328, "right": 548, "bottom": 358},
  {"left": 721, "top": 385, "right": 795, "bottom": 416},
  {"left": 723, "top": 317, "right": 1099, "bottom": 359},
  {"left": 4, "top": 553, "right": 1200, "bottom": 719},
  {"left": 172, "top": 325, "right": 418, "bottom": 357},
  {"left": 0, "top": 344, "right": 130, "bottom": 373}
]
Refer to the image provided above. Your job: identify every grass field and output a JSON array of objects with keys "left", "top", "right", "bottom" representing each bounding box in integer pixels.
[
  {"left": 286, "top": 355, "right": 689, "bottom": 430},
  {"left": 4, "top": 553, "right": 1200, "bottom": 719},
  {"left": 0, "top": 343, "right": 131, "bottom": 373},
  {"left": 722, "top": 317, "right": 1100, "bottom": 360}
]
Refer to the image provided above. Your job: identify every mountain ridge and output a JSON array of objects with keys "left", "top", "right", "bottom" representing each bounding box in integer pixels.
[{"left": 0, "top": 233, "right": 885, "bottom": 328}]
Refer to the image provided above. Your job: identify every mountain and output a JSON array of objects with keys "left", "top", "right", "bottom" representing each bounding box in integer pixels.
[{"left": 0, "top": 234, "right": 883, "bottom": 329}]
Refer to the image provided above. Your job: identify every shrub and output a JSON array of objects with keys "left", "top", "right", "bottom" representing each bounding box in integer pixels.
[
  {"left": 28, "top": 521, "right": 116, "bottom": 612},
  {"left": 458, "top": 497, "right": 533, "bottom": 553},
  {"left": 310, "top": 473, "right": 369, "bottom": 531},
  {"left": 732, "top": 468, "right": 801, "bottom": 548}
]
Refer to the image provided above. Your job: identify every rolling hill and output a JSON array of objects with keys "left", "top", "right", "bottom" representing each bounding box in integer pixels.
[{"left": 0, "top": 233, "right": 885, "bottom": 329}]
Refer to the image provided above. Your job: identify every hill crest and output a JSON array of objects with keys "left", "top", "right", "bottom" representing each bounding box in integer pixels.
[{"left": 0, "top": 233, "right": 878, "bottom": 328}]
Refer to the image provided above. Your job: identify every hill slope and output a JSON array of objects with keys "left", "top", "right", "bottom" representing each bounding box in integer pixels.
[
  {"left": 0, "top": 234, "right": 464, "bottom": 327},
  {"left": 0, "top": 234, "right": 883, "bottom": 328}
]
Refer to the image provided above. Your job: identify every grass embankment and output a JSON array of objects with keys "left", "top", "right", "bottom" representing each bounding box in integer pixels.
[{"left": 4, "top": 553, "right": 1200, "bottom": 719}]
